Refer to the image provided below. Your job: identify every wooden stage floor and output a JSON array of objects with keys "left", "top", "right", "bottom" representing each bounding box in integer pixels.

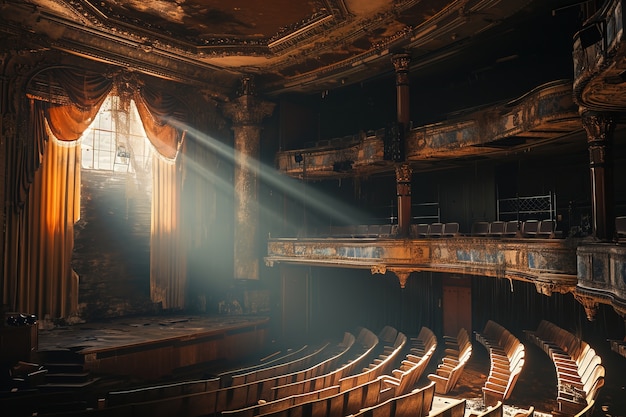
[{"left": 36, "top": 314, "right": 271, "bottom": 381}]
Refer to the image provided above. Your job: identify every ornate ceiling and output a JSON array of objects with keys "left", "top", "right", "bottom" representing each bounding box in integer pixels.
[{"left": 0, "top": 0, "right": 565, "bottom": 98}]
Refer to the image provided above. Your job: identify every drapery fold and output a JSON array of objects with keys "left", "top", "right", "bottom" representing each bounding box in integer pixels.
[
  {"left": 150, "top": 156, "right": 186, "bottom": 309},
  {"left": 4, "top": 67, "right": 189, "bottom": 319},
  {"left": 133, "top": 84, "right": 184, "bottom": 160},
  {"left": 5, "top": 100, "right": 86, "bottom": 319},
  {"left": 46, "top": 69, "right": 113, "bottom": 141}
]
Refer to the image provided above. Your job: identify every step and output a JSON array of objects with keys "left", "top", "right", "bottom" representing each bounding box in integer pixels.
[
  {"left": 37, "top": 377, "right": 100, "bottom": 390},
  {"left": 37, "top": 348, "right": 84, "bottom": 364},
  {"left": 44, "top": 362, "right": 85, "bottom": 374},
  {"left": 45, "top": 372, "right": 92, "bottom": 384}
]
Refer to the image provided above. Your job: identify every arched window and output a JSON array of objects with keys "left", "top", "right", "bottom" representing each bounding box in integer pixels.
[{"left": 81, "top": 96, "right": 153, "bottom": 174}]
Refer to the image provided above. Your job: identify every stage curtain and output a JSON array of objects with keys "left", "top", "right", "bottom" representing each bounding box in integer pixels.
[
  {"left": 24, "top": 130, "right": 81, "bottom": 319},
  {"left": 134, "top": 83, "right": 187, "bottom": 310},
  {"left": 5, "top": 67, "right": 189, "bottom": 318},
  {"left": 4, "top": 69, "right": 112, "bottom": 319},
  {"left": 5, "top": 102, "right": 88, "bottom": 319},
  {"left": 150, "top": 155, "right": 186, "bottom": 309},
  {"left": 134, "top": 83, "right": 183, "bottom": 159}
]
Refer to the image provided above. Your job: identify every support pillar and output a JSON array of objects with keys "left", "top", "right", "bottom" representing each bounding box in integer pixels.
[
  {"left": 392, "top": 52, "right": 411, "bottom": 131},
  {"left": 396, "top": 163, "right": 412, "bottom": 238},
  {"left": 581, "top": 111, "right": 616, "bottom": 240},
  {"left": 392, "top": 53, "right": 412, "bottom": 237},
  {"left": 223, "top": 78, "right": 275, "bottom": 280}
]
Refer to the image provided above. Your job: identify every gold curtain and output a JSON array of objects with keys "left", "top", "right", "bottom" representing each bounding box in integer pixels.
[
  {"left": 150, "top": 155, "right": 186, "bottom": 309},
  {"left": 4, "top": 68, "right": 188, "bottom": 318},
  {"left": 4, "top": 101, "right": 86, "bottom": 319},
  {"left": 135, "top": 84, "right": 187, "bottom": 310}
]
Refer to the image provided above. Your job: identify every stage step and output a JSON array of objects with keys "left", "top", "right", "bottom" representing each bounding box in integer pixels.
[
  {"left": 37, "top": 376, "right": 101, "bottom": 390},
  {"left": 34, "top": 348, "right": 99, "bottom": 390},
  {"left": 37, "top": 348, "right": 85, "bottom": 364},
  {"left": 43, "top": 362, "right": 85, "bottom": 374},
  {"left": 45, "top": 371, "right": 92, "bottom": 384}
]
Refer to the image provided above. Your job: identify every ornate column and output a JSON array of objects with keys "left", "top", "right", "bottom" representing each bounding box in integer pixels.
[
  {"left": 392, "top": 53, "right": 412, "bottom": 237},
  {"left": 581, "top": 111, "right": 616, "bottom": 240},
  {"left": 396, "top": 163, "right": 412, "bottom": 238},
  {"left": 392, "top": 52, "right": 411, "bottom": 130},
  {"left": 223, "top": 77, "right": 275, "bottom": 280}
]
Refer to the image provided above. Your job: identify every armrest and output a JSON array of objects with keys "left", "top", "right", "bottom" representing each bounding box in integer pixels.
[
  {"left": 380, "top": 375, "right": 400, "bottom": 387},
  {"left": 444, "top": 348, "right": 460, "bottom": 356},
  {"left": 427, "top": 373, "right": 448, "bottom": 385},
  {"left": 442, "top": 357, "right": 460, "bottom": 366},
  {"left": 406, "top": 354, "right": 422, "bottom": 363}
]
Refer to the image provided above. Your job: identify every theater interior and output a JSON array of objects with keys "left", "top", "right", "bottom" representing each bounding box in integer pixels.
[{"left": 1, "top": 0, "right": 626, "bottom": 416}]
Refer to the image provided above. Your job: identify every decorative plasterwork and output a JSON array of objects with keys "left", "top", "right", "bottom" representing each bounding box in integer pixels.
[
  {"left": 266, "top": 237, "right": 579, "bottom": 289},
  {"left": 0, "top": 0, "right": 541, "bottom": 95},
  {"left": 573, "top": 0, "right": 626, "bottom": 112},
  {"left": 577, "top": 243, "right": 626, "bottom": 317},
  {"left": 275, "top": 80, "right": 581, "bottom": 178}
]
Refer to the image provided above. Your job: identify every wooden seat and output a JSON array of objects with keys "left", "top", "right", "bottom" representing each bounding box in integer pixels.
[
  {"left": 521, "top": 220, "right": 539, "bottom": 237},
  {"left": 443, "top": 222, "right": 460, "bottom": 237},
  {"left": 382, "top": 330, "right": 437, "bottom": 400},
  {"left": 523, "top": 320, "right": 605, "bottom": 415},
  {"left": 537, "top": 219, "right": 556, "bottom": 238},
  {"left": 475, "top": 320, "right": 525, "bottom": 406},
  {"left": 351, "top": 382, "right": 436, "bottom": 417},
  {"left": 415, "top": 223, "right": 430, "bottom": 238},
  {"left": 427, "top": 328, "right": 472, "bottom": 394},
  {"left": 488, "top": 221, "right": 505, "bottom": 236},
  {"left": 503, "top": 220, "right": 519, "bottom": 237},
  {"left": 428, "top": 222, "right": 444, "bottom": 237}
]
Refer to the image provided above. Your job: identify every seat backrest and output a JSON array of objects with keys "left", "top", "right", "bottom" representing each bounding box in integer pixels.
[
  {"left": 522, "top": 220, "right": 539, "bottom": 237},
  {"left": 537, "top": 219, "right": 555, "bottom": 236},
  {"left": 415, "top": 223, "right": 430, "bottom": 237},
  {"left": 489, "top": 221, "right": 505, "bottom": 236},
  {"left": 504, "top": 221, "right": 519, "bottom": 236},
  {"left": 394, "top": 386, "right": 424, "bottom": 417},
  {"left": 422, "top": 381, "right": 436, "bottom": 416},
  {"left": 429, "top": 223, "right": 444, "bottom": 237},
  {"left": 443, "top": 222, "right": 460, "bottom": 236}
]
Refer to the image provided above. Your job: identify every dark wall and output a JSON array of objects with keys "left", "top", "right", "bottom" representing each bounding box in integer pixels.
[
  {"left": 283, "top": 264, "right": 625, "bottom": 346},
  {"left": 73, "top": 170, "right": 156, "bottom": 321}
]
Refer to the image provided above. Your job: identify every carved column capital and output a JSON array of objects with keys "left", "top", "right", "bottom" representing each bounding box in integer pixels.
[
  {"left": 580, "top": 111, "right": 616, "bottom": 144},
  {"left": 222, "top": 77, "right": 275, "bottom": 127},
  {"left": 392, "top": 53, "right": 411, "bottom": 77},
  {"left": 395, "top": 163, "right": 413, "bottom": 184},
  {"left": 581, "top": 111, "right": 616, "bottom": 168}
]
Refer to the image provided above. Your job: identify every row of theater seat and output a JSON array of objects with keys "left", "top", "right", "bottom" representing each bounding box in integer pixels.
[
  {"left": 415, "top": 219, "right": 557, "bottom": 238},
  {"left": 306, "top": 219, "right": 558, "bottom": 239},
  {"left": 471, "top": 219, "right": 557, "bottom": 238}
]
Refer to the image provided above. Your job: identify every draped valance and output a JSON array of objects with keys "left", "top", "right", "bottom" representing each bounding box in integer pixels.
[{"left": 43, "top": 68, "right": 186, "bottom": 156}]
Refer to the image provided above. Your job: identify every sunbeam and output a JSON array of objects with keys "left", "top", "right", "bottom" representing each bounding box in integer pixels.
[{"left": 175, "top": 121, "right": 370, "bottom": 230}]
